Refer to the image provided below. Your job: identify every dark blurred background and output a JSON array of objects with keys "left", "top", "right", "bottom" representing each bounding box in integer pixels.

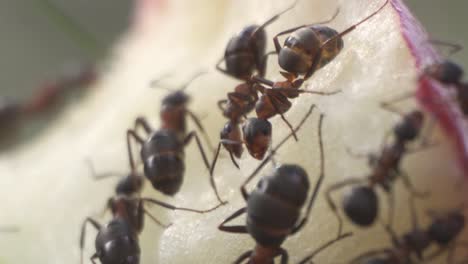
[
  {"left": 0, "top": 0, "right": 466, "bottom": 108},
  {"left": 0, "top": 0, "right": 131, "bottom": 100}
]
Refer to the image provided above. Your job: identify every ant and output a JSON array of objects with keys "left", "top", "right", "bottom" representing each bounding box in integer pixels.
[
  {"left": 126, "top": 73, "right": 225, "bottom": 204},
  {"left": 422, "top": 60, "right": 468, "bottom": 116},
  {"left": 265, "top": 0, "right": 388, "bottom": 85},
  {"left": 218, "top": 104, "right": 352, "bottom": 263},
  {"left": 349, "top": 199, "right": 466, "bottom": 264},
  {"left": 216, "top": 0, "right": 299, "bottom": 80},
  {"left": 80, "top": 161, "right": 223, "bottom": 264},
  {"left": 325, "top": 109, "right": 431, "bottom": 235}
]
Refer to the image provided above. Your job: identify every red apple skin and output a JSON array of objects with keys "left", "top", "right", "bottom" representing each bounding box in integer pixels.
[{"left": 391, "top": 0, "right": 468, "bottom": 177}]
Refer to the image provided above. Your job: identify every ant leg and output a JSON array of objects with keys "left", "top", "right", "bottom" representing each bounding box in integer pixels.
[
  {"left": 305, "top": 0, "right": 389, "bottom": 79},
  {"left": 300, "top": 88, "right": 342, "bottom": 96},
  {"left": 142, "top": 197, "right": 223, "bottom": 213},
  {"left": 134, "top": 116, "right": 153, "bottom": 135},
  {"left": 84, "top": 158, "right": 122, "bottom": 180},
  {"left": 90, "top": 254, "right": 99, "bottom": 264},
  {"left": 297, "top": 232, "right": 353, "bottom": 264},
  {"left": 143, "top": 207, "right": 171, "bottom": 229},
  {"left": 252, "top": 75, "right": 274, "bottom": 87},
  {"left": 348, "top": 250, "right": 387, "bottom": 264},
  {"left": 217, "top": 99, "right": 227, "bottom": 112},
  {"left": 292, "top": 114, "right": 325, "bottom": 234},
  {"left": 256, "top": 0, "right": 299, "bottom": 31},
  {"left": 278, "top": 248, "right": 289, "bottom": 264},
  {"left": 234, "top": 250, "right": 253, "bottom": 264},
  {"left": 379, "top": 91, "right": 416, "bottom": 115},
  {"left": 127, "top": 129, "right": 145, "bottom": 171},
  {"left": 185, "top": 131, "right": 226, "bottom": 204},
  {"left": 218, "top": 207, "right": 248, "bottom": 233},
  {"left": 258, "top": 51, "right": 277, "bottom": 77},
  {"left": 430, "top": 39, "right": 463, "bottom": 56},
  {"left": 240, "top": 104, "right": 316, "bottom": 201},
  {"left": 187, "top": 109, "right": 215, "bottom": 152},
  {"left": 215, "top": 56, "right": 230, "bottom": 76},
  {"left": 80, "top": 217, "right": 101, "bottom": 264},
  {"left": 399, "top": 169, "right": 430, "bottom": 198},
  {"left": 386, "top": 187, "right": 395, "bottom": 229},
  {"left": 264, "top": 93, "right": 298, "bottom": 141},
  {"left": 325, "top": 178, "right": 365, "bottom": 236},
  {"left": 210, "top": 140, "right": 242, "bottom": 176}
]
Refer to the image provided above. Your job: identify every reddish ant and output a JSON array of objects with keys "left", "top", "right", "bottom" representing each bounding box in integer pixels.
[
  {"left": 264, "top": 0, "right": 388, "bottom": 86},
  {"left": 126, "top": 73, "right": 225, "bottom": 205},
  {"left": 350, "top": 199, "right": 466, "bottom": 264},
  {"left": 218, "top": 104, "right": 352, "bottom": 263},
  {"left": 326, "top": 110, "right": 431, "bottom": 235},
  {"left": 216, "top": 0, "right": 299, "bottom": 80},
  {"left": 80, "top": 161, "right": 223, "bottom": 264}
]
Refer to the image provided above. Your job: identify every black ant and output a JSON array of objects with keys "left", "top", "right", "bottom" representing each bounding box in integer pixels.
[
  {"left": 216, "top": 0, "right": 299, "bottom": 80},
  {"left": 349, "top": 199, "right": 466, "bottom": 264},
  {"left": 326, "top": 110, "right": 431, "bottom": 235},
  {"left": 79, "top": 195, "right": 221, "bottom": 264},
  {"left": 80, "top": 161, "right": 223, "bottom": 264},
  {"left": 266, "top": 0, "right": 388, "bottom": 85},
  {"left": 126, "top": 73, "right": 225, "bottom": 204},
  {"left": 218, "top": 104, "right": 352, "bottom": 263},
  {"left": 422, "top": 60, "right": 468, "bottom": 115}
]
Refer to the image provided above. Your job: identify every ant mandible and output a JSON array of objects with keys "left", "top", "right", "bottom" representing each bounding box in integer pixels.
[
  {"left": 269, "top": 0, "right": 389, "bottom": 83},
  {"left": 326, "top": 109, "right": 431, "bottom": 235},
  {"left": 349, "top": 198, "right": 466, "bottom": 264},
  {"left": 218, "top": 104, "right": 351, "bottom": 263},
  {"left": 216, "top": 0, "right": 299, "bottom": 80},
  {"left": 127, "top": 73, "right": 225, "bottom": 204}
]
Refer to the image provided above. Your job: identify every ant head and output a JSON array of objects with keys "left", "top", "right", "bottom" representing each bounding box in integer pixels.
[
  {"left": 425, "top": 60, "right": 463, "bottom": 85},
  {"left": 428, "top": 210, "right": 465, "bottom": 245},
  {"left": 95, "top": 219, "right": 140, "bottom": 264},
  {"left": 242, "top": 118, "right": 272, "bottom": 160},
  {"left": 115, "top": 173, "right": 144, "bottom": 196},
  {"left": 161, "top": 90, "right": 190, "bottom": 107},
  {"left": 143, "top": 155, "right": 184, "bottom": 196},
  {"left": 394, "top": 110, "right": 424, "bottom": 142},
  {"left": 258, "top": 164, "right": 310, "bottom": 206},
  {"left": 279, "top": 27, "right": 321, "bottom": 75},
  {"left": 342, "top": 185, "right": 378, "bottom": 226}
]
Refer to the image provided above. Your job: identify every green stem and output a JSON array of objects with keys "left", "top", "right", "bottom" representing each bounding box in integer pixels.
[{"left": 33, "top": 0, "right": 104, "bottom": 58}]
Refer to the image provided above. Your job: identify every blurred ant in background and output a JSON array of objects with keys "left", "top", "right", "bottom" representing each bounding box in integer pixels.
[
  {"left": 326, "top": 109, "right": 431, "bottom": 234},
  {"left": 349, "top": 198, "right": 466, "bottom": 264}
]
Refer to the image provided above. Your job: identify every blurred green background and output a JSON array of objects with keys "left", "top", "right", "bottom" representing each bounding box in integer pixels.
[{"left": 0, "top": 0, "right": 466, "bottom": 101}]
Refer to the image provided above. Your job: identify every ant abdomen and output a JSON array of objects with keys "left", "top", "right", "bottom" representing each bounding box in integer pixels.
[
  {"left": 225, "top": 25, "right": 266, "bottom": 79},
  {"left": 220, "top": 121, "right": 243, "bottom": 158},
  {"left": 313, "top": 26, "right": 344, "bottom": 68},
  {"left": 95, "top": 219, "right": 140, "bottom": 264},
  {"left": 342, "top": 185, "right": 378, "bottom": 226},
  {"left": 242, "top": 118, "right": 272, "bottom": 160},
  {"left": 280, "top": 28, "right": 322, "bottom": 74},
  {"left": 247, "top": 165, "right": 309, "bottom": 246},
  {"left": 143, "top": 155, "right": 185, "bottom": 196}
]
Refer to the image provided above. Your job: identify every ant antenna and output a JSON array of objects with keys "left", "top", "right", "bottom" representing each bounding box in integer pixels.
[
  {"left": 150, "top": 71, "right": 207, "bottom": 92},
  {"left": 256, "top": 0, "right": 300, "bottom": 32}
]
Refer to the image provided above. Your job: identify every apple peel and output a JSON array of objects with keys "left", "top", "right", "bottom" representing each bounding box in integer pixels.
[{"left": 391, "top": 0, "right": 468, "bottom": 177}]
